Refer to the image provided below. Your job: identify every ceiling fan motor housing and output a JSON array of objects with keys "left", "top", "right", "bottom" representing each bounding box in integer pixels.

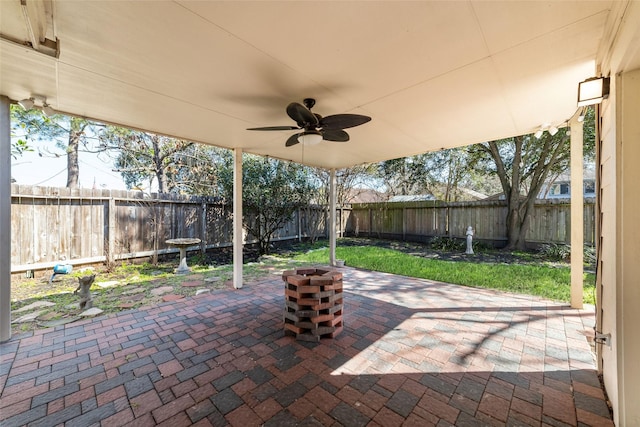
[{"left": 303, "top": 98, "right": 316, "bottom": 110}]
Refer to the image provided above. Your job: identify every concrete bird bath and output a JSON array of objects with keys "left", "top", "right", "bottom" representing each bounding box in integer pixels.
[{"left": 166, "top": 238, "right": 201, "bottom": 274}]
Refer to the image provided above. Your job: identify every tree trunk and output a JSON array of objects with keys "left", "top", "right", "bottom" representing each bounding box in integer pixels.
[
  {"left": 505, "top": 199, "right": 530, "bottom": 250},
  {"left": 66, "top": 130, "right": 80, "bottom": 188},
  {"left": 150, "top": 135, "right": 168, "bottom": 193},
  {"left": 487, "top": 136, "right": 526, "bottom": 250}
]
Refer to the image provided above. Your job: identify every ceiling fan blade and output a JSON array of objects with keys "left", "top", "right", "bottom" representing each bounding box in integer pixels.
[
  {"left": 321, "top": 129, "right": 350, "bottom": 142},
  {"left": 285, "top": 133, "right": 302, "bottom": 147},
  {"left": 286, "top": 102, "right": 319, "bottom": 128},
  {"left": 246, "top": 126, "right": 299, "bottom": 131},
  {"left": 320, "top": 114, "right": 371, "bottom": 130}
]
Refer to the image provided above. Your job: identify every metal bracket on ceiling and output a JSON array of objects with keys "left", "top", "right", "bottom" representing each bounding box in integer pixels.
[
  {"left": 594, "top": 332, "right": 612, "bottom": 347},
  {"left": 19, "top": 0, "right": 59, "bottom": 58}
]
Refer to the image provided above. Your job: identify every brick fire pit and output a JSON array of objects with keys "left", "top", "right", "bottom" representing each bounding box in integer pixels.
[{"left": 281, "top": 267, "right": 344, "bottom": 342}]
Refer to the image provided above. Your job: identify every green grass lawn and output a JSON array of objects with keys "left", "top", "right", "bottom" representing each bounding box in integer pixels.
[{"left": 295, "top": 245, "right": 596, "bottom": 305}]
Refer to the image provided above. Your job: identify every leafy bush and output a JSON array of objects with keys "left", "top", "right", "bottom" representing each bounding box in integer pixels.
[
  {"left": 430, "top": 236, "right": 465, "bottom": 252},
  {"left": 584, "top": 245, "right": 597, "bottom": 266},
  {"left": 429, "top": 236, "right": 487, "bottom": 252},
  {"left": 539, "top": 243, "right": 572, "bottom": 261},
  {"left": 472, "top": 240, "right": 490, "bottom": 252},
  {"left": 189, "top": 253, "right": 207, "bottom": 266},
  {"left": 539, "top": 243, "right": 597, "bottom": 265}
]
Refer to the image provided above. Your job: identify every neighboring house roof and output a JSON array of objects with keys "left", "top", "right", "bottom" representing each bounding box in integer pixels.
[
  {"left": 344, "top": 188, "right": 386, "bottom": 204},
  {"left": 458, "top": 188, "right": 489, "bottom": 200},
  {"left": 388, "top": 194, "right": 435, "bottom": 202}
]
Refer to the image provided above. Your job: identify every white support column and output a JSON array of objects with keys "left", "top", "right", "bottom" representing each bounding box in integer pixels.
[
  {"left": 329, "top": 168, "right": 337, "bottom": 266},
  {"left": 570, "top": 117, "right": 584, "bottom": 309},
  {"left": 107, "top": 197, "right": 116, "bottom": 265},
  {"left": 233, "top": 148, "right": 243, "bottom": 289},
  {"left": 1, "top": 96, "right": 12, "bottom": 342}
]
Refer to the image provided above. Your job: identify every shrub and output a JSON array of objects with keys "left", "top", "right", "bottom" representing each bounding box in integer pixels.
[
  {"left": 583, "top": 245, "right": 597, "bottom": 266},
  {"left": 539, "top": 243, "right": 571, "bottom": 261},
  {"left": 539, "top": 243, "right": 597, "bottom": 265},
  {"left": 430, "top": 236, "right": 465, "bottom": 252}
]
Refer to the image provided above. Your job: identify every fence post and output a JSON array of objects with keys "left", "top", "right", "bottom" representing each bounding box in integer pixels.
[
  {"left": 402, "top": 207, "right": 407, "bottom": 241},
  {"left": 200, "top": 201, "right": 207, "bottom": 255},
  {"left": 107, "top": 197, "right": 116, "bottom": 265},
  {"left": 325, "top": 206, "right": 329, "bottom": 238}
]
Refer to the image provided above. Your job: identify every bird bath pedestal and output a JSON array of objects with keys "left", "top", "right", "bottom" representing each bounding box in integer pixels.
[{"left": 166, "top": 238, "right": 201, "bottom": 274}]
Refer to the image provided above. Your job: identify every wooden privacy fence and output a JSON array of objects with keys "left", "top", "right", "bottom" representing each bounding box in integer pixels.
[
  {"left": 343, "top": 198, "right": 596, "bottom": 247},
  {"left": 10, "top": 185, "right": 595, "bottom": 274},
  {"left": 10, "top": 185, "right": 327, "bottom": 274}
]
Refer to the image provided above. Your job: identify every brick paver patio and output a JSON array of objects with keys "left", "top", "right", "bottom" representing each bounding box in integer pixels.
[{"left": 0, "top": 267, "right": 613, "bottom": 426}]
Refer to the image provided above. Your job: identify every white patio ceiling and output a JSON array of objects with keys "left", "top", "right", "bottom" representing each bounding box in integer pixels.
[{"left": 0, "top": 1, "right": 613, "bottom": 169}]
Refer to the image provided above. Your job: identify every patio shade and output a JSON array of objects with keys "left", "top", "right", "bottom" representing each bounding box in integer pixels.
[{"left": 0, "top": 0, "right": 611, "bottom": 168}]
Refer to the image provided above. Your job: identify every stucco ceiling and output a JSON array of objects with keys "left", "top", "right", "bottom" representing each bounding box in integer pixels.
[{"left": 0, "top": 1, "right": 614, "bottom": 169}]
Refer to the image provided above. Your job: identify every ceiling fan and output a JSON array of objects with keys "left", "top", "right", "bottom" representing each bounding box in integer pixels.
[{"left": 247, "top": 98, "right": 371, "bottom": 147}]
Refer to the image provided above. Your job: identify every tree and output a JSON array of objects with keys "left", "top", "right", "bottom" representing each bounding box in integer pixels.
[
  {"left": 375, "top": 151, "right": 490, "bottom": 201},
  {"left": 369, "top": 108, "right": 595, "bottom": 249},
  {"left": 219, "top": 154, "right": 314, "bottom": 254},
  {"left": 100, "top": 128, "right": 195, "bottom": 193},
  {"left": 306, "top": 165, "right": 378, "bottom": 206},
  {"left": 169, "top": 144, "right": 230, "bottom": 197},
  {"left": 100, "top": 127, "right": 233, "bottom": 195},
  {"left": 10, "top": 106, "right": 98, "bottom": 188},
  {"left": 377, "top": 157, "right": 434, "bottom": 197},
  {"left": 301, "top": 165, "right": 378, "bottom": 242},
  {"left": 9, "top": 139, "right": 33, "bottom": 161},
  {"left": 470, "top": 112, "right": 595, "bottom": 249}
]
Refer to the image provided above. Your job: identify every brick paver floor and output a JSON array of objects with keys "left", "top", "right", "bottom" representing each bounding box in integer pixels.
[{"left": 0, "top": 267, "right": 613, "bottom": 426}]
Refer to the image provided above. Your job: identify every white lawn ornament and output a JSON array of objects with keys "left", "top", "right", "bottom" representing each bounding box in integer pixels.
[{"left": 465, "top": 226, "right": 474, "bottom": 255}]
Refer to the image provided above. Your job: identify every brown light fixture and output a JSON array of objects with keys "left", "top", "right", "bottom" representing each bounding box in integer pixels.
[{"left": 577, "top": 77, "right": 610, "bottom": 107}]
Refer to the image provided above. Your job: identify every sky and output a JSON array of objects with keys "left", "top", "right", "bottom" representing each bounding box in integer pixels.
[{"left": 11, "top": 148, "right": 128, "bottom": 190}]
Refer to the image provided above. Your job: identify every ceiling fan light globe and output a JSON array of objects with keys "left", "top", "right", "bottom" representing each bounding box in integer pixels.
[{"left": 298, "top": 131, "right": 323, "bottom": 145}]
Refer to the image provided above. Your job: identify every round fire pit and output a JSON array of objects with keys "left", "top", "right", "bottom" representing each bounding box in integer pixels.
[{"left": 281, "top": 267, "right": 343, "bottom": 342}]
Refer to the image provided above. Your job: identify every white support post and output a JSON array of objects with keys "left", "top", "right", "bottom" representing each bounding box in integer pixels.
[
  {"left": 233, "top": 148, "right": 243, "bottom": 289},
  {"left": 570, "top": 117, "right": 584, "bottom": 309},
  {"left": 107, "top": 197, "right": 116, "bottom": 266},
  {"left": 329, "top": 168, "right": 337, "bottom": 266},
  {"left": 1, "top": 96, "right": 12, "bottom": 342}
]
